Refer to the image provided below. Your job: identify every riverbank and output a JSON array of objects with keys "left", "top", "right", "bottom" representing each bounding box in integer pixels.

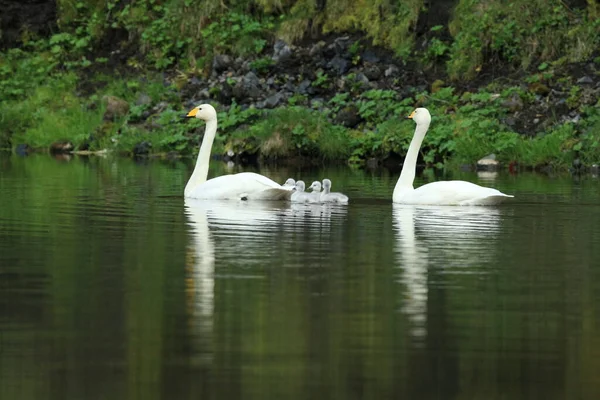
[{"left": 1, "top": 1, "right": 599, "bottom": 171}]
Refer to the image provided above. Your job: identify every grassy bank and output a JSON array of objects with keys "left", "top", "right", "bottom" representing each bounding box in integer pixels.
[
  {"left": 1, "top": 0, "right": 600, "bottom": 170},
  {"left": 2, "top": 71, "right": 599, "bottom": 170}
]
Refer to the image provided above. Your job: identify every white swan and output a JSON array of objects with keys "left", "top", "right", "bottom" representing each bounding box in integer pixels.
[
  {"left": 283, "top": 178, "right": 296, "bottom": 188},
  {"left": 308, "top": 181, "right": 322, "bottom": 203},
  {"left": 184, "top": 104, "right": 293, "bottom": 200},
  {"left": 393, "top": 108, "right": 514, "bottom": 205},
  {"left": 291, "top": 180, "right": 313, "bottom": 203},
  {"left": 321, "top": 179, "right": 349, "bottom": 203}
]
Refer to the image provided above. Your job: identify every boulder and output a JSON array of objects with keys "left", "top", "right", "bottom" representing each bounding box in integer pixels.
[
  {"left": 212, "top": 54, "right": 233, "bottom": 74},
  {"left": 272, "top": 40, "right": 292, "bottom": 63},
  {"left": 50, "top": 140, "right": 74, "bottom": 154},
  {"left": 132, "top": 141, "right": 152, "bottom": 156},
  {"left": 102, "top": 96, "right": 130, "bottom": 121},
  {"left": 476, "top": 154, "right": 499, "bottom": 171},
  {"left": 328, "top": 56, "right": 350, "bottom": 75},
  {"left": 334, "top": 105, "right": 362, "bottom": 128}
]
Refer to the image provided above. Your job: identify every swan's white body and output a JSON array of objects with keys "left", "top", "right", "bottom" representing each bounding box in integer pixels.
[
  {"left": 291, "top": 180, "right": 313, "bottom": 203},
  {"left": 184, "top": 104, "right": 293, "bottom": 200},
  {"left": 393, "top": 108, "right": 513, "bottom": 206},
  {"left": 321, "top": 179, "right": 349, "bottom": 203}
]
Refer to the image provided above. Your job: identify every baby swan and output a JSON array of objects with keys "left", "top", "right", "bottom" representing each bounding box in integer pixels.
[
  {"left": 308, "top": 181, "right": 322, "bottom": 203},
  {"left": 283, "top": 178, "right": 296, "bottom": 188},
  {"left": 321, "top": 179, "right": 349, "bottom": 203},
  {"left": 291, "top": 180, "right": 313, "bottom": 203}
]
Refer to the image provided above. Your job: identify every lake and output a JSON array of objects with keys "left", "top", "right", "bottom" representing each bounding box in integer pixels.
[{"left": 1, "top": 154, "right": 600, "bottom": 400}]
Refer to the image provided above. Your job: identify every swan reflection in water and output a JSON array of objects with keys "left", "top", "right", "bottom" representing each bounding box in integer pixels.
[
  {"left": 184, "top": 199, "right": 290, "bottom": 362},
  {"left": 184, "top": 199, "right": 346, "bottom": 359},
  {"left": 393, "top": 204, "right": 504, "bottom": 340}
]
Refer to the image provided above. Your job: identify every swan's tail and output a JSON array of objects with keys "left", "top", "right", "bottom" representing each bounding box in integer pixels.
[{"left": 460, "top": 194, "right": 514, "bottom": 206}]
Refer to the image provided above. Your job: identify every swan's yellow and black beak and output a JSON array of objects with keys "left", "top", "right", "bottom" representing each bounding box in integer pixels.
[
  {"left": 183, "top": 107, "right": 198, "bottom": 119},
  {"left": 406, "top": 110, "right": 416, "bottom": 119}
]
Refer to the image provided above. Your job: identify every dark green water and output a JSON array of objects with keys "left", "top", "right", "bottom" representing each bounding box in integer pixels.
[{"left": 1, "top": 154, "right": 600, "bottom": 400}]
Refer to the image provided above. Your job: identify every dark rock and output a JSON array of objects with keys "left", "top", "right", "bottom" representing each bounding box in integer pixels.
[
  {"left": 15, "top": 144, "right": 30, "bottom": 157},
  {"left": 577, "top": 76, "right": 593, "bottom": 84},
  {"left": 309, "top": 41, "right": 326, "bottom": 57},
  {"left": 366, "top": 158, "right": 379, "bottom": 169},
  {"left": 361, "top": 50, "right": 380, "bottom": 63},
  {"left": 363, "top": 64, "right": 382, "bottom": 81},
  {"left": 215, "top": 81, "right": 234, "bottom": 104},
  {"left": 212, "top": 54, "right": 233, "bottom": 73},
  {"left": 244, "top": 71, "right": 259, "bottom": 86},
  {"left": 384, "top": 65, "right": 400, "bottom": 77},
  {"left": 102, "top": 95, "right": 130, "bottom": 121},
  {"left": 133, "top": 141, "right": 152, "bottom": 156},
  {"left": 310, "top": 97, "right": 325, "bottom": 108},
  {"left": 50, "top": 140, "right": 74, "bottom": 154},
  {"left": 263, "top": 92, "right": 286, "bottom": 109},
  {"left": 355, "top": 73, "right": 370, "bottom": 85},
  {"left": 505, "top": 116, "right": 516, "bottom": 126},
  {"left": 272, "top": 40, "right": 292, "bottom": 63},
  {"left": 334, "top": 105, "right": 362, "bottom": 128},
  {"left": 240, "top": 71, "right": 261, "bottom": 99},
  {"left": 501, "top": 94, "right": 524, "bottom": 112},
  {"left": 328, "top": 56, "right": 350, "bottom": 75},
  {"left": 297, "top": 79, "right": 313, "bottom": 95},
  {"left": 152, "top": 101, "right": 169, "bottom": 113},
  {"left": 0, "top": 0, "right": 56, "bottom": 49},
  {"left": 330, "top": 36, "right": 351, "bottom": 55},
  {"left": 284, "top": 81, "right": 296, "bottom": 92}
]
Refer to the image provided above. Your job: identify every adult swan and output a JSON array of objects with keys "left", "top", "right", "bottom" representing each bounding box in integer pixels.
[
  {"left": 184, "top": 104, "right": 293, "bottom": 200},
  {"left": 393, "top": 108, "right": 513, "bottom": 205}
]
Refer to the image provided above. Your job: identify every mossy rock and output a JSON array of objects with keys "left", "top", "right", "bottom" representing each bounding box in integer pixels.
[
  {"left": 528, "top": 82, "right": 550, "bottom": 96},
  {"left": 102, "top": 95, "right": 130, "bottom": 120}
]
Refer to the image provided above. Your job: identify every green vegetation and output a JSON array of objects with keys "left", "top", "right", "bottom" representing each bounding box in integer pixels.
[{"left": 1, "top": 0, "right": 599, "bottom": 170}]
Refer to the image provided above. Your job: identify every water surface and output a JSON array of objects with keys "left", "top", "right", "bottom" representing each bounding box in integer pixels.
[{"left": 1, "top": 154, "right": 600, "bottom": 400}]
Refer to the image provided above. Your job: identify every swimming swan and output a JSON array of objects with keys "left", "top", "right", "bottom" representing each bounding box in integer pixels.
[
  {"left": 291, "top": 180, "right": 313, "bottom": 203},
  {"left": 308, "top": 181, "right": 322, "bottom": 203},
  {"left": 393, "top": 108, "right": 514, "bottom": 205},
  {"left": 321, "top": 179, "right": 349, "bottom": 203},
  {"left": 184, "top": 104, "right": 293, "bottom": 200}
]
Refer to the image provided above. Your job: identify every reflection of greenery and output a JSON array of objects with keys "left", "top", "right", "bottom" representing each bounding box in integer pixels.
[{"left": 1, "top": 156, "right": 600, "bottom": 398}]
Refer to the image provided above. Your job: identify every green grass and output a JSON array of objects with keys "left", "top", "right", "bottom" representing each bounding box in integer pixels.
[{"left": 0, "top": 73, "right": 105, "bottom": 149}]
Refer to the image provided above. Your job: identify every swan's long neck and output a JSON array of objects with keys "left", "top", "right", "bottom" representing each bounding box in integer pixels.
[
  {"left": 395, "top": 121, "right": 429, "bottom": 193},
  {"left": 185, "top": 119, "right": 217, "bottom": 196}
]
